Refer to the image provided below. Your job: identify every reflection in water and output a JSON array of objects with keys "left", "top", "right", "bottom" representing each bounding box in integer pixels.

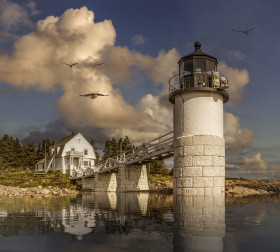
[
  {"left": 174, "top": 193, "right": 225, "bottom": 251},
  {"left": 2, "top": 193, "right": 280, "bottom": 251},
  {"left": 0, "top": 193, "right": 174, "bottom": 251},
  {"left": 224, "top": 195, "right": 280, "bottom": 252}
]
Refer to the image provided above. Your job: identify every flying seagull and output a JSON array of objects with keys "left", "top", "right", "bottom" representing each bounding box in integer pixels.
[
  {"left": 80, "top": 92, "right": 109, "bottom": 99},
  {"left": 61, "top": 62, "right": 79, "bottom": 69},
  {"left": 92, "top": 63, "right": 108, "bottom": 68},
  {"left": 232, "top": 28, "right": 255, "bottom": 36}
]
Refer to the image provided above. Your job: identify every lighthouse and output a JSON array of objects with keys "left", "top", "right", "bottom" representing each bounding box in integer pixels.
[{"left": 169, "top": 42, "right": 229, "bottom": 195}]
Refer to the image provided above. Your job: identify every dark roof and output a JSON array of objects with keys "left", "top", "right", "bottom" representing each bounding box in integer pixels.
[
  {"left": 56, "top": 133, "right": 78, "bottom": 147},
  {"left": 36, "top": 158, "right": 46, "bottom": 165},
  {"left": 54, "top": 133, "right": 78, "bottom": 156},
  {"left": 179, "top": 41, "right": 217, "bottom": 63}
]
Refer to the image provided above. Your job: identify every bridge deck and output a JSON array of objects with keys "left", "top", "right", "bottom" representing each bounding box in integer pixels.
[{"left": 72, "top": 131, "right": 174, "bottom": 180}]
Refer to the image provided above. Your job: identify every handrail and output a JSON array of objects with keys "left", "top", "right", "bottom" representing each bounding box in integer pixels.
[
  {"left": 168, "top": 71, "right": 229, "bottom": 94},
  {"left": 72, "top": 131, "right": 175, "bottom": 178}
]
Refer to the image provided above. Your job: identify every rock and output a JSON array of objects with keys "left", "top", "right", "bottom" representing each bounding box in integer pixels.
[
  {"left": 41, "top": 189, "right": 51, "bottom": 195},
  {"left": 35, "top": 189, "right": 42, "bottom": 194}
]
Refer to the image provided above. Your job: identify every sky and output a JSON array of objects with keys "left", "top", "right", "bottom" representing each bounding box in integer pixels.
[{"left": 0, "top": 0, "right": 280, "bottom": 179}]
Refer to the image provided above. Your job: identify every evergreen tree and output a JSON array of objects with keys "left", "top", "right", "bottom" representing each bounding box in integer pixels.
[
  {"left": 90, "top": 138, "right": 100, "bottom": 164},
  {"left": 103, "top": 140, "right": 111, "bottom": 161},
  {"left": 22, "top": 143, "right": 37, "bottom": 168},
  {"left": 122, "top": 136, "right": 134, "bottom": 154},
  {"left": 110, "top": 137, "right": 118, "bottom": 158},
  {"left": 0, "top": 134, "right": 23, "bottom": 168}
]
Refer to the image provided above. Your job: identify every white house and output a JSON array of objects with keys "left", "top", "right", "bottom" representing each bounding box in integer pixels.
[{"left": 35, "top": 133, "right": 96, "bottom": 177}]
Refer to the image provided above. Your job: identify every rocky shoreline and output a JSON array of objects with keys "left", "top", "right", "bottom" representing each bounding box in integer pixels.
[
  {"left": 1, "top": 178, "right": 280, "bottom": 198},
  {"left": 0, "top": 184, "right": 79, "bottom": 198}
]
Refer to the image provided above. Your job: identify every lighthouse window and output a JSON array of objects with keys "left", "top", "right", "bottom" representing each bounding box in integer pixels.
[
  {"left": 194, "top": 59, "right": 205, "bottom": 72},
  {"left": 184, "top": 60, "right": 193, "bottom": 73},
  {"left": 206, "top": 60, "right": 216, "bottom": 72},
  {"left": 179, "top": 63, "right": 184, "bottom": 77}
]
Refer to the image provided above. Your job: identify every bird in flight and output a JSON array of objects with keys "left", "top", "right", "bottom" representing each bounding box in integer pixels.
[
  {"left": 61, "top": 62, "right": 79, "bottom": 69},
  {"left": 232, "top": 28, "right": 255, "bottom": 36},
  {"left": 80, "top": 92, "right": 109, "bottom": 99},
  {"left": 92, "top": 63, "right": 108, "bottom": 68}
]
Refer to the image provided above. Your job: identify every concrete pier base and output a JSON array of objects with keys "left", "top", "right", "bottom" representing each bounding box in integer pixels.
[
  {"left": 117, "top": 164, "right": 149, "bottom": 192},
  {"left": 82, "top": 173, "right": 117, "bottom": 192},
  {"left": 174, "top": 135, "right": 225, "bottom": 195}
]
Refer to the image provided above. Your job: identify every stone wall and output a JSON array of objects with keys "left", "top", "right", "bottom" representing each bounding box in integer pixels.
[
  {"left": 94, "top": 173, "right": 117, "bottom": 192},
  {"left": 82, "top": 173, "right": 117, "bottom": 192},
  {"left": 117, "top": 164, "right": 149, "bottom": 192},
  {"left": 174, "top": 135, "right": 225, "bottom": 195}
]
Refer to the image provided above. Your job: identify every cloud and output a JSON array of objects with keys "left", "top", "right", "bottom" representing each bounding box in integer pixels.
[
  {"left": 218, "top": 62, "right": 250, "bottom": 106},
  {"left": 0, "top": 31, "right": 18, "bottom": 43},
  {"left": 26, "top": 1, "right": 40, "bottom": 16},
  {"left": 130, "top": 34, "right": 149, "bottom": 45},
  {"left": 21, "top": 117, "right": 107, "bottom": 148},
  {"left": 227, "top": 50, "right": 247, "bottom": 61},
  {"left": 101, "top": 46, "right": 179, "bottom": 86},
  {"left": 240, "top": 153, "right": 280, "bottom": 179},
  {"left": 0, "top": 0, "right": 38, "bottom": 43},
  {"left": 0, "top": 6, "right": 257, "bottom": 156},
  {"left": 0, "top": 0, "right": 33, "bottom": 31},
  {"left": 0, "top": 6, "right": 179, "bottom": 144},
  {"left": 224, "top": 112, "right": 254, "bottom": 151}
]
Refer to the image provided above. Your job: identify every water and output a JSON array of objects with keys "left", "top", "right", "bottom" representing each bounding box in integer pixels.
[{"left": 0, "top": 193, "right": 280, "bottom": 251}]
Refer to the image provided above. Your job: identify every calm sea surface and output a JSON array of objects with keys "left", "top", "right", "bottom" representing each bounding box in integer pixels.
[{"left": 0, "top": 193, "right": 280, "bottom": 251}]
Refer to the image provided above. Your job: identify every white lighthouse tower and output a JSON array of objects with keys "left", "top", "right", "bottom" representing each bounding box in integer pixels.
[{"left": 169, "top": 42, "right": 229, "bottom": 195}]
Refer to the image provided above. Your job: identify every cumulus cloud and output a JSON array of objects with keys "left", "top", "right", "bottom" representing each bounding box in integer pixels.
[
  {"left": 0, "top": 5, "right": 258, "bottom": 156},
  {"left": 26, "top": 1, "right": 40, "bottom": 16},
  {"left": 0, "top": 6, "right": 179, "bottom": 144},
  {"left": 240, "top": 153, "right": 280, "bottom": 179},
  {"left": 227, "top": 50, "right": 247, "bottom": 61},
  {"left": 0, "top": 0, "right": 38, "bottom": 43},
  {"left": 130, "top": 34, "right": 149, "bottom": 45},
  {"left": 218, "top": 62, "right": 250, "bottom": 106},
  {"left": 101, "top": 46, "right": 179, "bottom": 86},
  {"left": 0, "top": 0, "right": 33, "bottom": 31},
  {"left": 224, "top": 112, "right": 254, "bottom": 151}
]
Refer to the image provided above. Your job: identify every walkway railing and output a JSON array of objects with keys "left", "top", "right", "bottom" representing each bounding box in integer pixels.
[{"left": 72, "top": 131, "right": 174, "bottom": 179}]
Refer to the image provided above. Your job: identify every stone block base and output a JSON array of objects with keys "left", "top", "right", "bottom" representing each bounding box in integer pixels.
[
  {"left": 174, "top": 135, "right": 225, "bottom": 195},
  {"left": 117, "top": 164, "right": 149, "bottom": 192},
  {"left": 82, "top": 173, "right": 117, "bottom": 192}
]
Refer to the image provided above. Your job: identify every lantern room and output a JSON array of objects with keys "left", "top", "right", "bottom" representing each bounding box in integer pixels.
[
  {"left": 169, "top": 41, "right": 229, "bottom": 104},
  {"left": 178, "top": 41, "right": 217, "bottom": 75}
]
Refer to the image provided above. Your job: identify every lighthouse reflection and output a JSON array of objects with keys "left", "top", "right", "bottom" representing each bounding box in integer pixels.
[
  {"left": 64, "top": 192, "right": 225, "bottom": 251},
  {"left": 0, "top": 192, "right": 225, "bottom": 250},
  {"left": 173, "top": 193, "right": 225, "bottom": 251}
]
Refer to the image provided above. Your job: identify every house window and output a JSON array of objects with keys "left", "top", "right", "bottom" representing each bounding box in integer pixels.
[
  {"left": 78, "top": 139, "right": 81, "bottom": 144},
  {"left": 84, "top": 149, "right": 88, "bottom": 155},
  {"left": 84, "top": 161, "right": 88, "bottom": 166}
]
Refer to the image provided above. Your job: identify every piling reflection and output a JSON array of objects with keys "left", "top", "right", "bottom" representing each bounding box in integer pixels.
[{"left": 173, "top": 193, "right": 225, "bottom": 251}]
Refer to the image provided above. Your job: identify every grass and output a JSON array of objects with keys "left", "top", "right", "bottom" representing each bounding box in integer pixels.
[
  {"left": 148, "top": 174, "right": 173, "bottom": 182},
  {"left": 0, "top": 170, "right": 75, "bottom": 189}
]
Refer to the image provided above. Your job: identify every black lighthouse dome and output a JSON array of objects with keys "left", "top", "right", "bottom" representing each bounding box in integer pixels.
[{"left": 168, "top": 41, "right": 229, "bottom": 104}]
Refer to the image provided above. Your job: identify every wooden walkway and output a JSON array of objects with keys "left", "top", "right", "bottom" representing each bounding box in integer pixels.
[{"left": 72, "top": 131, "right": 174, "bottom": 179}]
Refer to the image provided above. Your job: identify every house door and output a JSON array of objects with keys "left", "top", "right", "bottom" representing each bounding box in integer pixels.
[{"left": 73, "top": 158, "right": 79, "bottom": 169}]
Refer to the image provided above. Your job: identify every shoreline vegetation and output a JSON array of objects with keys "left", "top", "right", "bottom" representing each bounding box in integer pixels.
[{"left": 0, "top": 171, "right": 280, "bottom": 198}]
